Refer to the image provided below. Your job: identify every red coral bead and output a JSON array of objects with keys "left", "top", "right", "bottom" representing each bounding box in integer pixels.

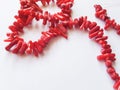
[
  {"left": 12, "top": 41, "right": 23, "bottom": 54},
  {"left": 5, "top": 38, "right": 19, "bottom": 51},
  {"left": 107, "top": 67, "right": 115, "bottom": 74},
  {"left": 105, "top": 60, "right": 112, "bottom": 67},
  {"left": 114, "top": 80, "right": 120, "bottom": 90},
  {"left": 19, "top": 42, "right": 28, "bottom": 55}
]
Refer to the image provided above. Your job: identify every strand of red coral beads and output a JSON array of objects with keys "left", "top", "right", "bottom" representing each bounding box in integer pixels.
[
  {"left": 4, "top": 0, "right": 73, "bottom": 56},
  {"left": 94, "top": 4, "right": 120, "bottom": 35},
  {"left": 94, "top": 5, "right": 120, "bottom": 89},
  {"left": 61, "top": 16, "right": 120, "bottom": 90}
]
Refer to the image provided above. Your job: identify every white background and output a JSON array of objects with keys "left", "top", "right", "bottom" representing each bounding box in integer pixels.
[{"left": 0, "top": 0, "right": 120, "bottom": 90}]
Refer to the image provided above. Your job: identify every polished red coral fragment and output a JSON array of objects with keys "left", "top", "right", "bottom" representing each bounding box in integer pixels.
[{"left": 114, "top": 80, "right": 120, "bottom": 90}]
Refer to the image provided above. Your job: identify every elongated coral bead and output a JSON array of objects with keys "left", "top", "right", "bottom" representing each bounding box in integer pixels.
[{"left": 114, "top": 80, "right": 120, "bottom": 90}]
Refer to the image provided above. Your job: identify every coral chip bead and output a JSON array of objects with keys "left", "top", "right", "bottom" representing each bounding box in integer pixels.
[
  {"left": 114, "top": 80, "right": 120, "bottom": 90},
  {"left": 19, "top": 42, "right": 28, "bottom": 55},
  {"left": 107, "top": 67, "right": 115, "bottom": 74},
  {"left": 105, "top": 60, "right": 112, "bottom": 67}
]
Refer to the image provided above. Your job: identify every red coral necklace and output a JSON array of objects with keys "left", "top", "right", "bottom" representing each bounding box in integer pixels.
[{"left": 4, "top": 0, "right": 120, "bottom": 89}]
